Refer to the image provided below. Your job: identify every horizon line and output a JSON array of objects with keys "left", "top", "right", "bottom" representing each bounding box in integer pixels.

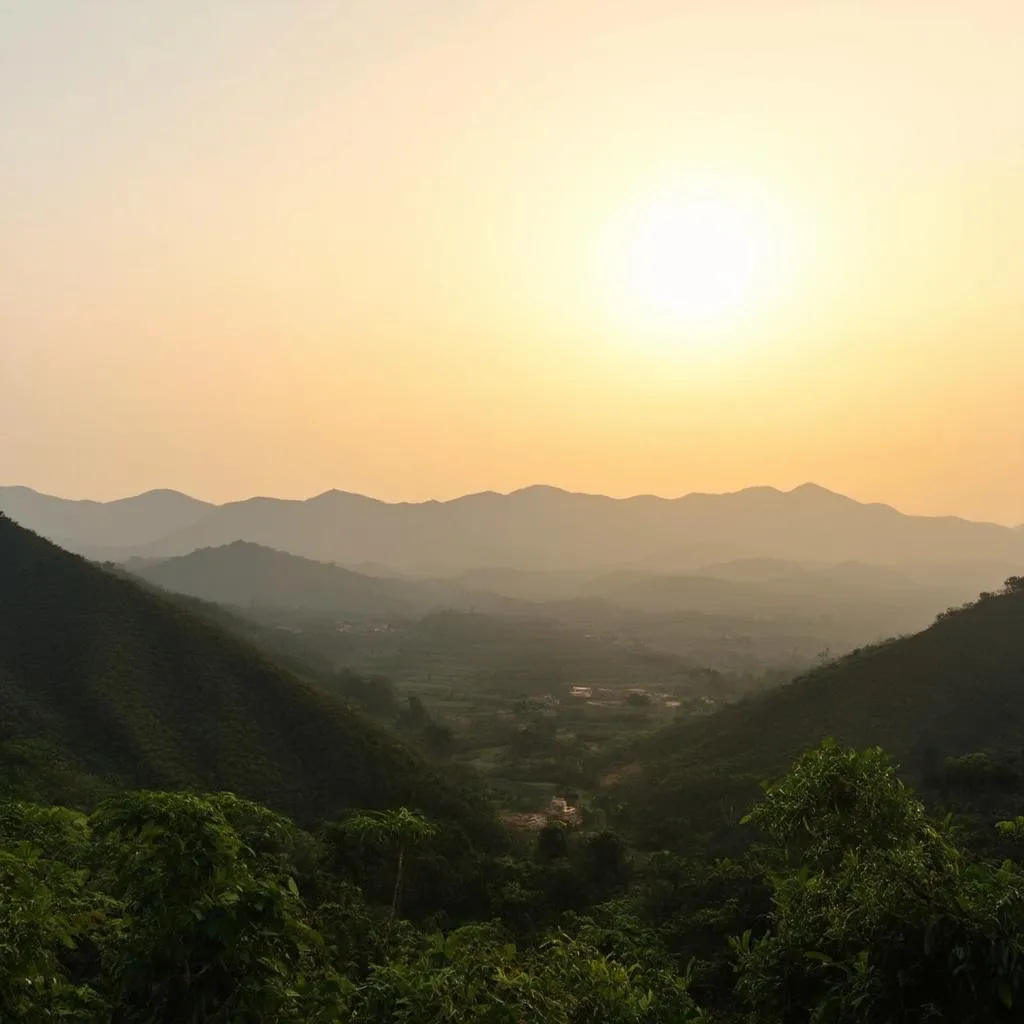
[{"left": 3, "top": 480, "right": 1020, "bottom": 529}]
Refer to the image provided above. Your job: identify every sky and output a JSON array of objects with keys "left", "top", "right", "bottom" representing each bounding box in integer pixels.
[{"left": 2, "top": 1, "right": 1022, "bottom": 524}]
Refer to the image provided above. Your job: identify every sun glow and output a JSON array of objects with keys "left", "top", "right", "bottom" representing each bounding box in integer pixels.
[{"left": 597, "top": 185, "right": 799, "bottom": 342}]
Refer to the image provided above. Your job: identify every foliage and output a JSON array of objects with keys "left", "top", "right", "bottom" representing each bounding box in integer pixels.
[
  {"left": 734, "top": 742, "right": 1024, "bottom": 1022},
  {"left": 0, "top": 791, "right": 706, "bottom": 1022},
  {"left": 579, "top": 830, "right": 634, "bottom": 898},
  {"left": 349, "top": 922, "right": 704, "bottom": 1023},
  {"left": 0, "top": 842, "right": 105, "bottom": 1021},
  {"left": 5, "top": 743, "right": 1024, "bottom": 1020},
  {"left": 339, "top": 808, "right": 439, "bottom": 925},
  {"left": 635, "top": 850, "right": 771, "bottom": 1004},
  {"left": 335, "top": 669, "right": 401, "bottom": 718},
  {"left": 90, "top": 790, "right": 339, "bottom": 1022}
]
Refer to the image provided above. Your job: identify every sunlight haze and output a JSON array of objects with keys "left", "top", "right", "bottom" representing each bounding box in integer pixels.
[{"left": 2, "top": 1, "right": 1022, "bottom": 522}]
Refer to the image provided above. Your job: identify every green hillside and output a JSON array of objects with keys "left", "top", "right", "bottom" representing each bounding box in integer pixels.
[
  {"left": 613, "top": 578, "right": 1024, "bottom": 844},
  {"left": 0, "top": 514, "right": 503, "bottom": 843}
]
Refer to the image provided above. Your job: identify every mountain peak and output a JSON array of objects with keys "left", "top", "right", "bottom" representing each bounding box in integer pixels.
[
  {"left": 306, "top": 489, "right": 385, "bottom": 507},
  {"left": 787, "top": 482, "right": 849, "bottom": 500},
  {"left": 508, "top": 484, "right": 574, "bottom": 498},
  {"left": 113, "top": 488, "right": 207, "bottom": 506}
]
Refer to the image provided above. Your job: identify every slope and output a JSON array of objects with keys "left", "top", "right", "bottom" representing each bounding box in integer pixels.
[
  {"left": 612, "top": 579, "right": 1024, "bottom": 843},
  {"left": 0, "top": 513, "right": 503, "bottom": 843},
  {"left": 126, "top": 542, "right": 539, "bottom": 621},
  {"left": 130, "top": 541, "right": 430, "bottom": 618}
]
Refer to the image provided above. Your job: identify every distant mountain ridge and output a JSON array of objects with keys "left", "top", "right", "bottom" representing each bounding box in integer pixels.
[
  {"left": 126, "top": 542, "right": 994, "bottom": 650},
  {"left": 130, "top": 541, "right": 440, "bottom": 619},
  {"left": 0, "top": 486, "right": 213, "bottom": 552},
  {"left": 2, "top": 482, "right": 1022, "bottom": 574}
]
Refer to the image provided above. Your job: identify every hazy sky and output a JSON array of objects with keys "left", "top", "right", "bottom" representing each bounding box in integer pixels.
[{"left": 2, "top": 1, "right": 1022, "bottom": 523}]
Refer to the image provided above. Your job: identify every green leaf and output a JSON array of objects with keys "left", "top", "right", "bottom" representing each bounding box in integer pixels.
[{"left": 804, "top": 951, "right": 833, "bottom": 964}]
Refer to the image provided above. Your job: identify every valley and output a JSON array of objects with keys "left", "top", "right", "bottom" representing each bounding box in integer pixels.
[
  {"left": 1, "top": 499, "right": 1023, "bottom": 1021},
  {"left": 6, "top": 5, "right": 1023, "bottom": 1016}
]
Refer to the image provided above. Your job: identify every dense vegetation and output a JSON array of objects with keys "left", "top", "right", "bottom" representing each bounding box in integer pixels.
[
  {"left": 0, "top": 514, "right": 502, "bottom": 848},
  {"left": 5, "top": 508, "right": 1024, "bottom": 1019},
  {"left": 5, "top": 741, "right": 1024, "bottom": 1021}
]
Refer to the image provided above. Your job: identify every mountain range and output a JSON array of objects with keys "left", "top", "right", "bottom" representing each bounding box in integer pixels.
[
  {"left": 3, "top": 483, "right": 1022, "bottom": 575},
  {"left": 125, "top": 540, "right": 991, "bottom": 649}
]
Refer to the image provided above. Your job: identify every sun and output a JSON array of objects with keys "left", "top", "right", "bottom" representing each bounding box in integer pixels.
[{"left": 597, "top": 186, "right": 795, "bottom": 340}]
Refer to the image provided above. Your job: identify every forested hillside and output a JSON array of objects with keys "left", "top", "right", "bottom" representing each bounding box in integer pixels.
[
  {"left": 0, "top": 513, "right": 502, "bottom": 844},
  {"left": 612, "top": 577, "right": 1024, "bottom": 845}
]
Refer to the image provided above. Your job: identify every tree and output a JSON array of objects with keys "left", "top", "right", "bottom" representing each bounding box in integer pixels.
[
  {"left": 349, "top": 921, "right": 704, "bottom": 1023},
  {"left": 537, "top": 821, "right": 570, "bottom": 864},
  {"left": 340, "top": 808, "right": 438, "bottom": 929},
  {"left": 334, "top": 670, "right": 399, "bottom": 718},
  {"left": 942, "top": 751, "right": 1019, "bottom": 796},
  {"left": 0, "top": 841, "right": 105, "bottom": 1021},
  {"left": 734, "top": 741, "right": 1024, "bottom": 1022},
  {"left": 398, "top": 695, "right": 429, "bottom": 730},
  {"left": 421, "top": 720, "right": 455, "bottom": 757},
  {"left": 579, "top": 830, "right": 632, "bottom": 898},
  {"left": 90, "top": 791, "right": 337, "bottom": 1022},
  {"left": 741, "top": 739, "right": 929, "bottom": 870}
]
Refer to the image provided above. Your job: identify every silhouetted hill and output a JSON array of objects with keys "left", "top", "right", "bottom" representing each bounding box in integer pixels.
[
  {"left": 124, "top": 542, "right": 963, "bottom": 668},
  {"left": 4, "top": 484, "right": 1023, "bottom": 576},
  {"left": 126, "top": 542, "right": 536, "bottom": 621},
  {"left": 0, "top": 486, "right": 212, "bottom": 554},
  {"left": 131, "top": 541, "right": 430, "bottom": 618},
  {"left": 612, "top": 579, "right": 1024, "bottom": 842},
  {"left": 0, "top": 513, "right": 503, "bottom": 842}
]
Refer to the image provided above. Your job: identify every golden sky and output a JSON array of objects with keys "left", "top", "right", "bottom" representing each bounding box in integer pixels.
[{"left": 2, "top": 1, "right": 1022, "bottom": 523}]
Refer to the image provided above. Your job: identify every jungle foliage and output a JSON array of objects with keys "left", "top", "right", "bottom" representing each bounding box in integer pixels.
[{"left": 4, "top": 741, "right": 1024, "bottom": 1022}]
